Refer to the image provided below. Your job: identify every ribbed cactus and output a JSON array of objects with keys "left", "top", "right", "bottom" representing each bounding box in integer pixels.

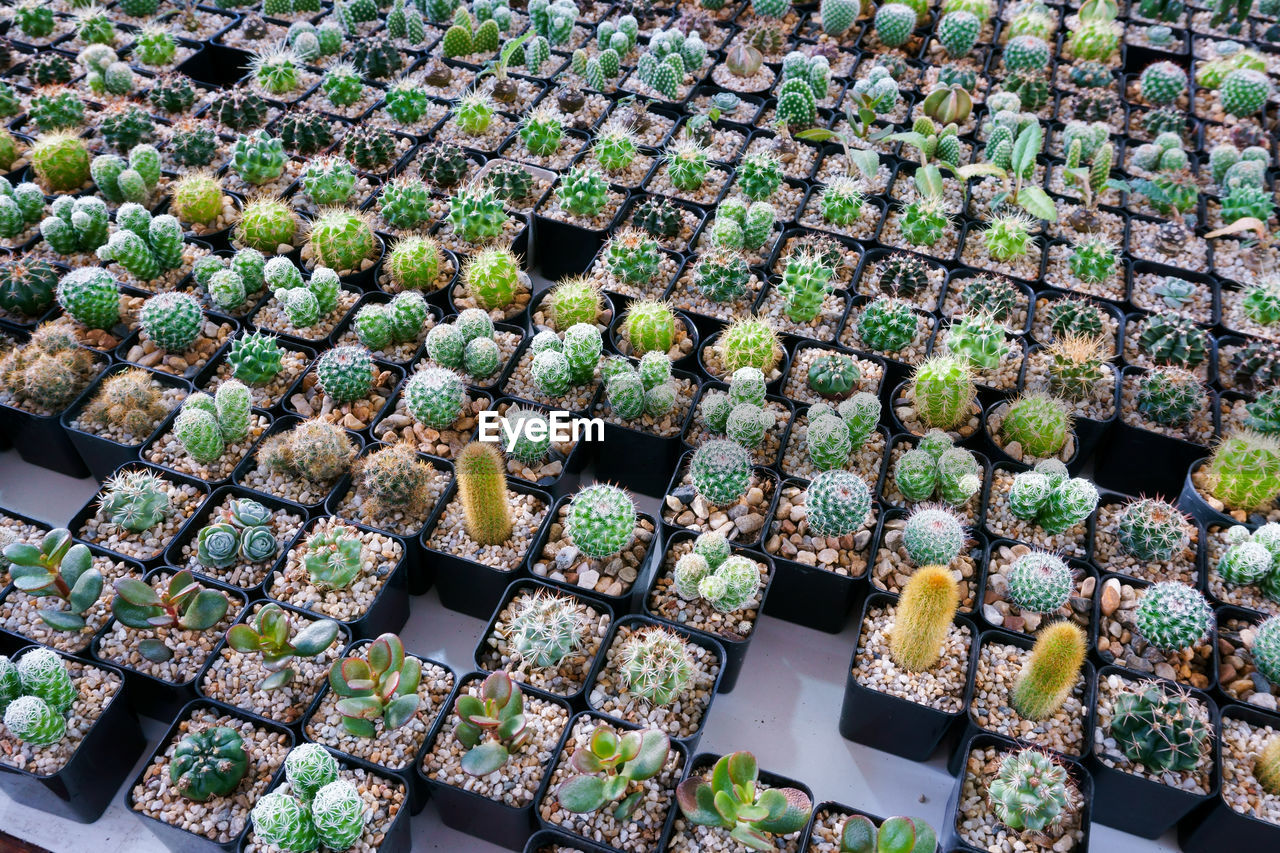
[
  {"left": 505, "top": 590, "right": 588, "bottom": 667},
  {"left": 1134, "top": 582, "right": 1211, "bottom": 652},
  {"left": 566, "top": 484, "right": 636, "bottom": 559},
  {"left": 1000, "top": 394, "right": 1071, "bottom": 459},
  {"left": 911, "top": 355, "right": 975, "bottom": 432},
  {"left": 890, "top": 565, "right": 959, "bottom": 672},
  {"left": 1011, "top": 621, "right": 1086, "bottom": 720},
  {"left": 805, "top": 470, "right": 873, "bottom": 538},
  {"left": 456, "top": 442, "right": 512, "bottom": 545},
  {"left": 988, "top": 750, "right": 1074, "bottom": 833},
  {"left": 690, "top": 439, "right": 752, "bottom": 507},
  {"left": 1110, "top": 681, "right": 1209, "bottom": 773},
  {"left": 1007, "top": 552, "right": 1073, "bottom": 613},
  {"left": 404, "top": 366, "right": 464, "bottom": 429},
  {"left": 618, "top": 626, "right": 694, "bottom": 706},
  {"left": 1206, "top": 431, "right": 1280, "bottom": 512}
]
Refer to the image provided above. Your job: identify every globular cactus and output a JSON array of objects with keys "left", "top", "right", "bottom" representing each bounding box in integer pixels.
[
  {"left": 988, "top": 750, "right": 1075, "bottom": 834},
  {"left": 911, "top": 355, "right": 975, "bottom": 432},
  {"left": 1206, "top": 431, "right": 1280, "bottom": 512},
  {"left": 1011, "top": 621, "right": 1086, "bottom": 720},
  {"left": 504, "top": 590, "right": 589, "bottom": 667},
  {"left": 1134, "top": 581, "right": 1211, "bottom": 652},
  {"left": 31, "top": 132, "right": 92, "bottom": 193},
  {"left": 315, "top": 344, "right": 375, "bottom": 404},
  {"left": 690, "top": 439, "right": 752, "bottom": 507},
  {"left": 715, "top": 318, "right": 779, "bottom": 375},
  {"left": 901, "top": 505, "right": 965, "bottom": 567},
  {"left": 618, "top": 626, "right": 694, "bottom": 706},
  {"left": 889, "top": 564, "right": 959, "bottom": 672},
  {"left": 805, "top": 470, "right": 872, "bottom": 537},
  {"left": 261, "top": 418, "right": 357, "bottom": 484},
  {"left": 1110, "top": 681, "right": 1210, "bottom": 773},
  {"left": 236, "top": 197, "right": 300, "bottom": 254},
  {"left": 1115, "top": 498, "right": 1188, "bottom": 562},
  {"left": 999, "top": 393, "right": 1071, "bottom": 459},
  {"left": 1007, "top": 551, "right": 1073, "bottom": 613},
  {"left": 1006, "top": 462, "right": 1098, "bottom": 534},
  {"left": 404, "top": 366, "right": 464, "bottom": 429},
  {"left": 139, "top": 292, "right": 203, "bottom": 353},
  {"left": 566, "top": 484, "right": 637, "bottom": 559}
]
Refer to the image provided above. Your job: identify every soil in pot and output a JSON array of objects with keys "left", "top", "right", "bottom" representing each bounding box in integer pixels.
[
  {"left": 252, "top": 288, "right": 360, "bottom": 345},
  {"left": 665, "top": 272, "right": 763, "bottom": 326},
  {"left": 199, "top": 603, "right": 342, "bottom": 725},
  {"left": 305, "top": 650, "right": 454, "bottom": 771},
  {"left": 985, "top": 469, "right": 1092, "bottom": 558},
  {"left": 489, "top": 400, "right": 578, "bottom": 487},
  {"left": 1217, "top": 613, "right": 1280, "bottom": 711},
  {"left": 0, "top": 549, "right": 138, "bottom": 655},
  {"left": 1217, "top": 714, "right": 1280, "bottom": 827},
  {"left": 970, "top": 639, "right": 1089, "bottom": 758},
  {"left": 764, "top": 483, "right": 876, "bottom": 577},
  {"left": 0, "top": 655, "right": 123, "bottom": 777},
  {"left": 589, "top": 623, "right": 719, "bottom": 741},
  {"left": 1096, "top": 577, "right": 1213, "bottom": 690},
  {"left": 1091, "top": 501, "right": 1200, "bottom": 585},
  {"left": 1020, "top": 349, "right": 1118, "bottom": 424},
  {"left": 242, "top": 763, "right": 406, "bottom": 853},
  {"left": 953, "top": 743, "right": 1088, "bottom": 853},
  {"left": 537, "top": 715, "right": 685, "bottom": 853},
  {"left": 647, "top": 539, "right": 767, "bottom": 644},
  {"left": 145, "top": 411, "right": 271, "bottom": 482},
  {"left": 76, "top": 471, "right": 204, "bottom": 562},
  {"left": 983, "top": 543, "right": 1095, "bottom": 638},
  {"left": 478, "top": 587, "right": 610, "bottom": 700},
  {"left": 268, "top": 518, "right": 404, "bottom": 625},
  {"left": 779, "top": 412, "right": 885, "bottom": 486},
  {"left": 421, "top": 676, "right": 570, "bottom": 807},
  {"left": 129, "top": 706, "right": 290, "bottom": 845},
  {"left": 68, "top": 371, "right": 187, "bottom": 447},
  {"left": 425, "top": 489, "right": 549, "bottom": 573},
  {"left": 1092, "top": 671, "right": 1215, "bottom": 795},
  {"left": 853, "top": 600, "right": 973, "bottom": 714},
  {"left": 530, "top": 504, "right": 654, "bottom": 600}
]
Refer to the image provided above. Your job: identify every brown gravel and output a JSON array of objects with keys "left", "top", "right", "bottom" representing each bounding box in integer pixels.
[
  {"left": 0, "top": 656, "right": 122, "bottom": 775},
  {"left": 853, "top": 604, "right": 972, "bottom": 713},
  {"left": 267, "top": 519, "right": 404, "bottom": 624}
]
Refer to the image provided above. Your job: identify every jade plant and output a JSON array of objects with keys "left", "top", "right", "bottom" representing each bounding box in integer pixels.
[
  {"left": 838, "top": 815, "right": 937, "bottom": 853},
  {"left": 3, "top": 527, "right": 103, "bottom": 631},
  {"left": 111, "top": 570, "right": 231, "bottom": 662},
  {"left": 328, "top": 632, "right": 421, "bottom": 736},
  {"left": 454, "top": 670, "right": 529, "bottom": 775},
  {"left": 557, "top": 724, "right": 671, "bottom": 819},
  {"left": 676, "top": 751, "right": 813, "bottom": 850},
  {"left": 226, "top": 603, "right": 340, "bottom": 689}
]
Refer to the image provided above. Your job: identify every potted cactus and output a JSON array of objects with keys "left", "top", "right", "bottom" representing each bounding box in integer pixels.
[
  {"left": 62, "top": 363, "right": 190, "bottom": 480},
  {"left": 804, "top": 804, "right": 939, "bottom": 853},
  {"left": 143, "top": 382, "right": 273, "bottom": 486},
  {"left": 282, "top": 345, "right": 403, "bottom": 434},
  {"left": 595, "top": 354, "right": 700, "bottom": 495},
  {"left": 475, "top": 579, "right": 613, "bottom": 707},
  {"left": 978, "top": 542, "right": 1098, "bottom": 645},
  {"left": 420, "top": 669, "right": 573, "bottom": 849},
  {"left": 503, "top": 321, "right": 606, "bottom": 415},
  {"left": 661, "top": 441, "right": 780, "bottom": 551},
  {"left": 881, "top": 431, "right": 988, "bottom": 524},
  {"left": 235, "top": 416, "right": 362, "bottom": 510},
  {"left": 371, "top": 361, "right": 497, "bottom": 457},
  {"left": 332, "top": 291, "right": 441, "bottom": 366},
  {"left": 70, "top": 464, "right": 208, "bottom": 566},
  {"left": 1094, "top": 574, "right": 1216, "bottom": 691},
  {"left": 1204, "top": 524, "right": 1280, "bottom": 617},
  {"left": 534, "top": 164, "right": 629, "bottom": 280},
  {"left": 609, "top": 298, "right": 700, "bottom": 370},
  {"left": 869, "top": 505, "right": 985, "bottom": 615},
  {"left": 164, "top": 489, "right": 303, "bottom": 595},
  {"left": 1180, "top": 430, "right": 1280, "bottom": 530},
  {"left": 266, "top": 516, "right": 408, "bottom": 641},
  {"left": 0, "top": 646, "right": 144, "bottom": 822},
  {"left": 1089, "top": 495, "right": 1201, "bottom": 585},
  {"left": 117, "top": 291, "right": 238, "bottom": 381},
  {"left": 195, "top": 330, "right": 314, "bottom": 412},
  {"left": 449, "top": 245, "right": 533, "bottom": 326}
]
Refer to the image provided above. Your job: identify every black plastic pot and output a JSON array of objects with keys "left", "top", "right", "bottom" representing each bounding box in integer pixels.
[
  {"left": 195, "top": 598, "right": 350, "bottom": 734},
  {"left": 945, "top": 628, "right": 1098, "bottom": 776},
  {"left": 91, "top": 568, "right": 249, "bottom": 722},
  {"left": 0, "top": 346, "right": 109, "bottom": 477},
  {"left": 1088, "top": 666, "right": 1220, "bottom": 839},
  {"left": 528, "top": 493, "right": 660, "bottom": 616},
  {"left": 422, "top": 480, "right": 554, "bottom": 620},
  {"left": 585, "top": 616, "right": 725, "bottom": 753},
  {"left": 807, "top": 801, "right": 941, "bottom": 853},
  {"left": 190, "top": 335, "right": 316, "bottom": 418},
  {"left": 486, "top": 397, "right": 590, "bottom": 501},
  {"left": 420, "top": 672, "right": 573, "bottom": 851},
  {"left": 593, "top": 368, "right": 701, "bottom": 498},
  {"left": 523, "top": 828, "right": 615, "bottom": 852},
  {"left": 839, "top": 592, "right": 979, "bottom": 762},
  {"left": 68, "top": 462, "right": 212, "bottom": 570},
  {"left": 1092, "top": 572, "right": 1219, "bottom": 694},
  {"left": 1178, "top": 704, "right": 1280, "bottom": 852},
  {"left": 534, "top": 709, "right": 689, "bottom": 853},
  {"left": 268, "top": 516, "right": 410, "bottom": 641},
  {"left": 475, "top": 579, "right": 616, "bottom": 712},
  {"left": 696, "top": 329, "right": 793, "bottom": 398},
  {"left": 0, "top": 648, "right": 143, "bottom": 823},
  {"left": 980, "top": 397, "right": 1085, "bottom": 476},
  {"left": 1091, "top": 366, "right": 1219, "bottom": 499},
  {"left": 59, "top": 362, "right": 193, "bottom": 482},
  {"left": 323, "top": 443, "right": 454, "bottom": 595},
  {"left": 642, "top": 531, "right": 773, "bottom": 694},
  {"left": 658, "top": 752, "right": 815, "bottom": 851},
  {"left": 124, "top": 698, "right": 294, "bottom": 852},
  {"left": 533, "top": 194, "right": 630, "bottom": 281},
  {"left": 607, "top": 303, "right": 702, "bottom": 373},
  {"left": 757, "top": 477, "right": 877, "bottom": 635},
  {"left": 1178, "top": 457, "right": 1240, "bottom": 531},
  {"left": 942, "top": 731, "right": 1095, "bottom": 853},
  {"left": 977, "top": 537, "right": 1099, "bottom": 646},
  {"left": 305, "top": 637, "right": 456, "bottom": 817},
  {"left": 525, "top": 285, "right": 618, "bottom": 339},
  {"left": 231, "top": 414, "right": 366, "bottom": 513},
  {"left": 163, "top": 484, "right": 304, "bottom": 598},
  {"left": 885, "top": 379, "right": 985, "bottom": 451},
  {"left": 660, "top": 450, "right": 782, "bottom": 553}
]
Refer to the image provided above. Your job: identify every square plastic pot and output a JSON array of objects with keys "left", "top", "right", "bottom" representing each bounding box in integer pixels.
[
  {"left": 805, "top": 801, "right": 941, "bottom": 853},
  {"left": 422, "top": 480, "right": 554, "bottom": 620},
  {"left": 475, "top": 578, "right": 615, "bottom": 713},
  {"left": 527, "top": 494, "right": 660, "bottom": 616},
  {"left": 1023, "top": 343, "right": 1119, "bottom": 465},
  {"left": 1087, "top": 666, "right": 1220, "bottom": 839},
  {"left": 1178, "top": 458, "right": 1239, "bottom": 531},
  {"left": 839, "top": 592, "right": 979, "bottom": 762},
  {"left": 607, "top": 303, "right": 702, "bottom": 374},
  {"left": 304, "top": 637, "right": 456, "bottom": 816},
  {"left": 123, "top": 698, "right": 295, "bottom": 853},
  {"left": 268, "top": 516, "right": 410, "bottom": 641},
  {"left": 488, "top": 397, "right": 592, "bottom": 501},
  {"left": 533, "top": 709, "right": 688, "bottom": 853},
  {"left": 660, "top": 451, "right": 782, "bottom": 553},
  {"left": 324, "top": 444, "right": 455, "bottom": 595},
  {"left": 0, "top": 647, "right": 144, "bottom": 823},
  {"left": 942, "top": 731, "right": 1094, "bottom": 853},
  {"left": 945, "top": 627, "right": 1097, "bottom": 776},
  {"left": 642, "top": 529, "right": 773, "bottom": 693},
  {"left": 60, "top": 362, "right": 193, "bottom": 482},
  {"left": 419, "top": 672, "right": 573, "bottom": 851},
  {"left": 591, "top": 368, "right": 701, "bottom": 498},
  {"left": 523, "top": 828, "right": 615, "bottom": 852},
  {"left": 231, "top": 414, "right": 366, "bottom": 514},
  {"left": 91, "top": 568, "right": 249, "bottom": 722},
  {"left": 0, "top": 346, "right": 110, "bottom": 477},
  {"left": 584, "top": 615, "right": 725, "bottom": 754},
  {"left": 68, "top": 463, "right": 212, "bottom": 571},
  {"left": 190, "top": 336, "right": 316, "bottom": 418},
  {"left": 142, "top": 406, "right": 276, "bottom": 490},
  {"left": 533, "top": 195, "right": 630, "bottom": 282},
  {"left": 681, "top": 381, "right": 794, "bottom": 474},
  {"left": 1178, "top": 705, "right": 1280, "bottom": 852}
]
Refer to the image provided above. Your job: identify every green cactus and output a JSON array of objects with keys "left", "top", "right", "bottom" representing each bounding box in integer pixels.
[
  {"left": 1007, "top": 551, "right": 1074, "bottom": 613},
  {"left": 988, "top": 750, "right": 1075, "bottom": 833},
  {"left": 1134, "top": 581, "right": 1211, "bottom": 651}
]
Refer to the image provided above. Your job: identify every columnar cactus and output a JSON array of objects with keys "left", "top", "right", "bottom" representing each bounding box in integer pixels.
[
  {"left": 911, "top": 355, "right": 976, "bottom": 432},
  {"left": 890, "top": 564, "right": 959, "bottom": 672},
  {"left": 456, "top": 441, "right": 513, "bottom": 545},
  {"left": 1011, "top": 621, "right": 1086, "bottom": 720}
]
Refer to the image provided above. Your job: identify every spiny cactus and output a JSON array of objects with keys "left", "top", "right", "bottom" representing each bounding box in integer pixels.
[
  {"left": 1007, "top": 551, "right": 1074, "bottom": 613},
  {"left": 1206, "top": 431, "right": 1280, "bottom": 512},
  {"left": 999, "top": 393, "right": 1072, "bottom": 459},
  {"left": 890, "top": 564, "right": 959, "bottom": 672},
  {"left": 566, "top": 484, "right": 637, "bottom": 559},
  {"left": 911, "top": 355, "right": 976, "bottom": 432},
  {"left": 456, "top": 441, "right": 513, "bottom": 545},
  {"left": 806, "top": 470, "right": 873, "bottom": 538},
  {"left": 1011, "top": 621, "right": 1086, "bottom": 720},
  {"left": 988, "top": 749, "right": 1075, "bottom": 834},
  {"left": 1109, "top": 680, "right": 1210, "bottom": 773},
  {"left": 618, "top": 626, "right": 694, "bottom": 706},
  {"left": 1134, "top": 581, "right": 1212, "bottom": 652},
  {"left": 902, "top": 505, "right": 965, "bottom": 567}
]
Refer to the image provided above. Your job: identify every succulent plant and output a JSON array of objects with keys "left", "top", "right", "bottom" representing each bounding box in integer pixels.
[
  {"left": 111, "top": 570, "right": 230, "bottom": 662},
  {"left": 676, "top": 752, "right": 812, "bottom": 849},
  {"left": 557, "top": 723, "right": 671, "bottom": 819},
  {"left": 170, "top": 726, "right": 249, "bottom": 802},
  {"left": 454, "top": 670, "right": 529, "bottom": 775},
  {"left": 226, "top": 603, "right": 340, "bottom": 690},
  {"left": 3, "top": 528, "right": 102, "bottom": 632},
  {"left": 988, "top": 749, "right": 1075, "bottom": 834},
  {"left": 329, "top": 632, "right": 421, "bottom": 737}
]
